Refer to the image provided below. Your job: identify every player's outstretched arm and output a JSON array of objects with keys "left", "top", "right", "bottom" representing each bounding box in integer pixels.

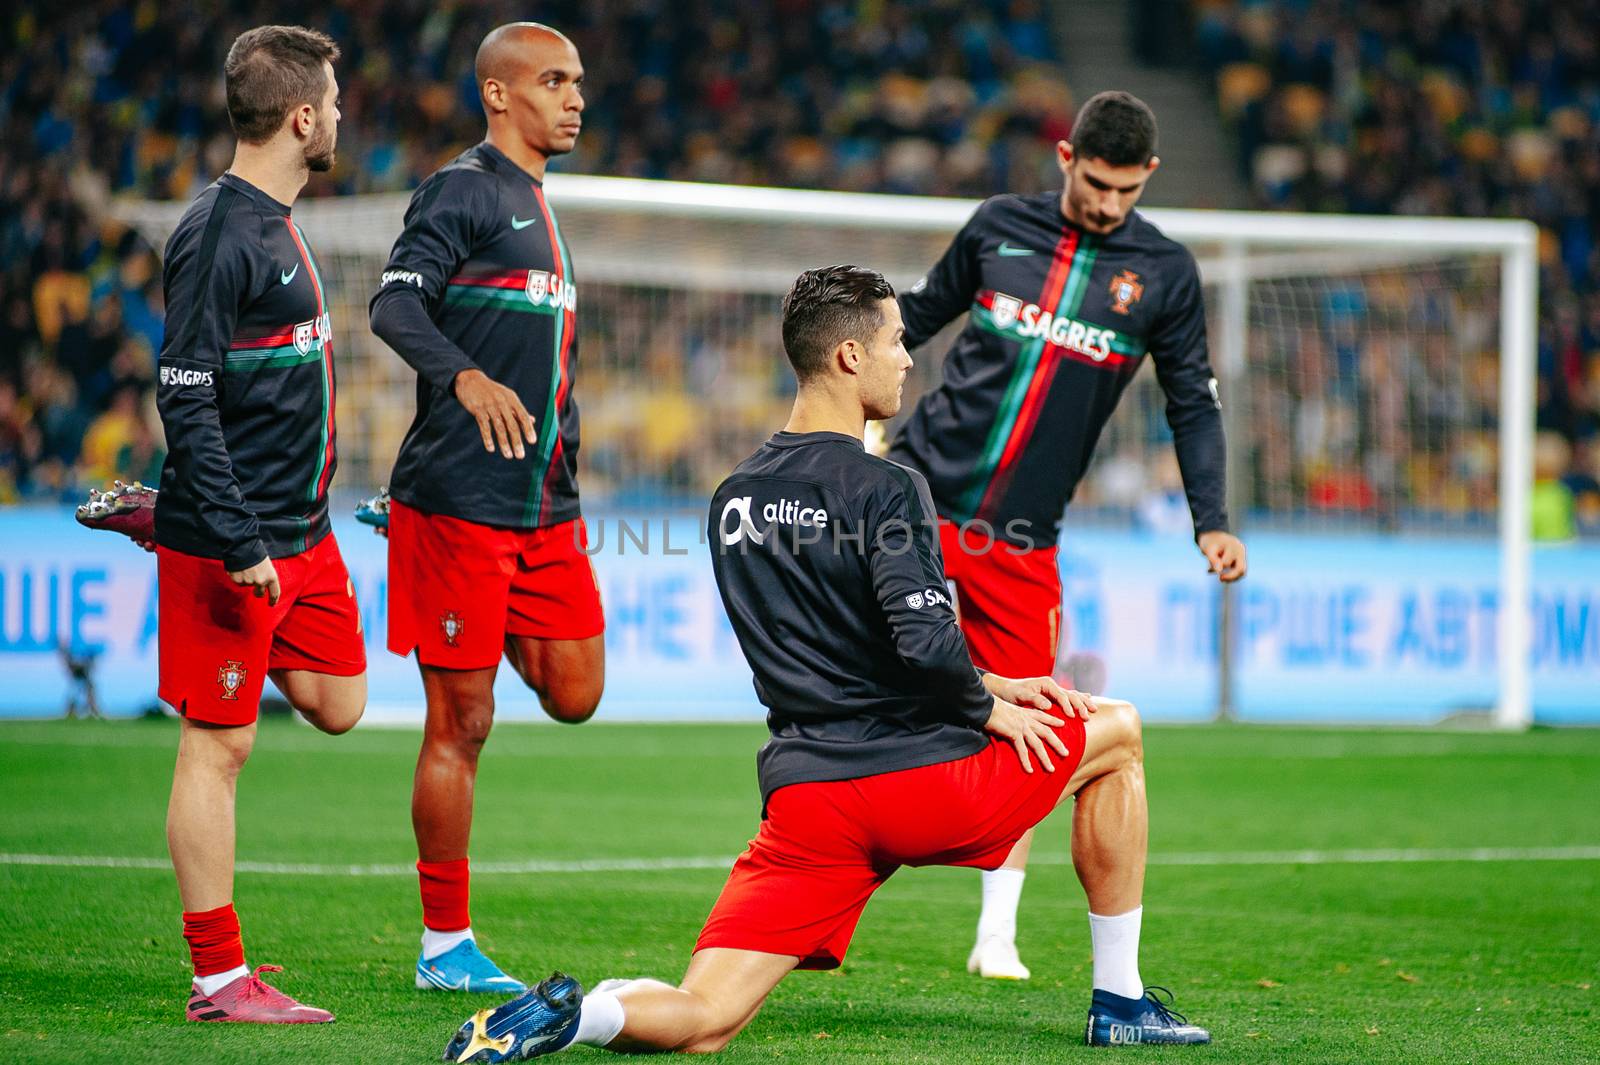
[{"left": 898, "top": 199, "right": 991, "bottom": 349}]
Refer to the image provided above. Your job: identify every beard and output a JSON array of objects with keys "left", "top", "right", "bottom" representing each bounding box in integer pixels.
[{"left": 305, "top": 125, "right": 337, "bottom": 173}]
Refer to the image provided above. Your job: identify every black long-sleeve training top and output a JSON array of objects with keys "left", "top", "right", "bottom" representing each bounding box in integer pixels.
[
  {"left": 370, "top": 142, "right": 581, "bottom": 530},
  {"left": 154, "top": 173, "right": 337, "bottom": 571},
  {"left": 709, "top": 430, "right": 994, "bottom": 807},
  {"left": 889, "top": 191, "right": 1228, "bottom": 549}
]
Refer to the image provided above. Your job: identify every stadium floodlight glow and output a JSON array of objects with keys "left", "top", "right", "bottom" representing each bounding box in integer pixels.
[{"left": 115, "top": 180, "right": 1538, "bottom": 729}]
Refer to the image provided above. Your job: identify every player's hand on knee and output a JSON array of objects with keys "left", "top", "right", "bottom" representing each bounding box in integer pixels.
[
  {"left": 453, "top": 368, "right": 538, "bottom": 460},
  {"left": 982, "top": 674, "right": 1095, "bottom": 719},
  {"left": 228, "top": 557, "right": 281, "bottom": 606},
  {"left": 1035, "top": 677, "right": 1096, "bottom": 719},
  {"left": 984, "top": 696, "right": 1069, "bottom": 774}
]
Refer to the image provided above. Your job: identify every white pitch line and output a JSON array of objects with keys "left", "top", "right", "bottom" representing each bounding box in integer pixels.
[{"left": 2, "top": 845, "right": 1598, "bottom": 877}]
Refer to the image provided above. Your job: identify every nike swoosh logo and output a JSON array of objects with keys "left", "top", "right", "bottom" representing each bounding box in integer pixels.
[
  {"left": 997, "top": 242, "right": 1035, "bottom": 257},
  {"left": 510, "top": 216, "right": 538, "bottom": 230},
  {"left": 280, "top": 264, "right": 299, "bottom": 284}
]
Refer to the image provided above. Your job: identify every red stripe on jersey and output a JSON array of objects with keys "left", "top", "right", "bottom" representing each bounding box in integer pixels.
[
  {"left": 975, "top": 229, "right": 1077, "bottom": 524},
  {"left": 1051, "top": 345, "right": 1136, "bottom": 370},
  {"left": 282, "top": 218, "right": 337, "bottom": 502},
  {"left": 446, "top": 272, "right": 530, "bottom": 290},
  {"left": 228, "top": 330, "right": 298, "bottom": 350}
]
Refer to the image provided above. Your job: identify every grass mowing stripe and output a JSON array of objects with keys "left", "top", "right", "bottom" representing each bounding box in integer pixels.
[{"left": 7, "top": 845, "right": 1597, "bottom": 876}]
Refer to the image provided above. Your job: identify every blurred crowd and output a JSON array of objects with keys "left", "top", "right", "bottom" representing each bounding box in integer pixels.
[
  {"left": 5, "top": 1, "right": 1598, "bottom": 536},
  {"left": 1195, "top": 0, "right": 1600, "bottom": 535},
  {"left": 0, "top": 0, "right": 1070, "bottom": 503}
]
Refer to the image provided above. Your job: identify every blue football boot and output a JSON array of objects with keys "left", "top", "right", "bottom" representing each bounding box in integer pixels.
[
  {"left": 443, "top": 971, "right": 584, "bottom": 1063},
  {"left": 1085, "top": 986, "right": 1211, "bottom": 1046},
  {"left": 355, "top": 486, "right": 390, "bottom": 530},
  {"left": 417, "top": 939, "right": 528, "bottom": 994}
]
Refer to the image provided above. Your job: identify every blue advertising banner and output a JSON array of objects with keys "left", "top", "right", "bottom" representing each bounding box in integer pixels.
[{"left": 1, "top": 508, "right": 1596, "bottom": 723}]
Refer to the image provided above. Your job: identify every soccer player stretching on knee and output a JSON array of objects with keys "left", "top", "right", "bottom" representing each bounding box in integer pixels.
[
  {"left": 368, "top": 23, "right": 602, "bottom": 993},
  {"left": 154, "top": 26, "right": 365, "bottom": 1022},
  {"left": 886, "top": 90, "right": 1248, "bottom": 979},
  {"left": 445, "top": 266, "right": 1209, "bottom": 1060}
]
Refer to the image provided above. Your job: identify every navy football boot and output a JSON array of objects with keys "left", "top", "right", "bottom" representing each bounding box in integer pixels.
[
  {"left": 1085, "top": 985, "right": 1211, "bottom": 1046},
  {"left": 443, "top": 971, "right": 584, "bottom": 1062}
]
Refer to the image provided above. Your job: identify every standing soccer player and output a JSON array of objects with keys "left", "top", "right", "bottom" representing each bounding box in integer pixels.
[
  {"left": 369, "top": 22, "right": 602, "bottom": 993},
  {"left": 441, "top": 267, "right": 1210, "bottom": 1062},
  {"left": 886, "top": 91, "right": 1248, "bottom": 979},
  {"left": 154, "top": 26, "right": 364, "bottom": 1022}
]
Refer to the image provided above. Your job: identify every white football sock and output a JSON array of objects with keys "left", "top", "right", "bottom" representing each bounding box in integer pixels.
[
  {"left": 573, "top": 989, "right": 625, "bottom": 1047},
  {"left": 1088, "top": 906, "right": 1144, "bottom": 999},
  {"left": 194, "top": 963, "right": 250, "bottom": 996},
  {"left": 977, "top": 868, "right": 1025, "bottom": 943},
  {"left": 421, "top": 926, "right": 474, "bottom": 960}
]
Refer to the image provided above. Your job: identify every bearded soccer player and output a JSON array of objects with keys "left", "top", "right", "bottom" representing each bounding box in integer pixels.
[
  {"left": 884, "top": 90, "right": 1249, "bottom": 980},
  {"left": 152, "top": 26, "right": 364, "bottom": 1022},
  {"left": 368, "top": 22, "right": 602, "bottom": 994},
  {"left": 441, "top": 266, "right": 1210, "bottom": 1062}
]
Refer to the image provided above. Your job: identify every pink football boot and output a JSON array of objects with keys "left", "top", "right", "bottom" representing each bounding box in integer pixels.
[{"left": 186, "top": 965, "right": 334, "bottom": 1024}]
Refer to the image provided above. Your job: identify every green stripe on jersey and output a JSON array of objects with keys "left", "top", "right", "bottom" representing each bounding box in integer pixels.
[
  {"left": 523, "top": 206, "right": 573, "bottom": 525},
  {"left": 443, "top": 286, "right": 562, "bottom": 313},
  {"left": 223, "top": 343, "right": 326, "bottom": 371},
  {"left": 954, "top": 335, "right": 1046, "bottom": 520}
]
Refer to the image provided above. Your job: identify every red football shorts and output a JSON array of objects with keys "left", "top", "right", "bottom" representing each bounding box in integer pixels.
[
  {"left": 386, "top": 500, "right": 604, "bottom": 670},
  {"left": 695, "top": 717, "right": 1087, "bottom": 969},
  {"left": 939, "top": 521, "right": 1061, "bottom": 677},
  {"left": 156, "top": 534, "right": 366, "bottom": 726}
]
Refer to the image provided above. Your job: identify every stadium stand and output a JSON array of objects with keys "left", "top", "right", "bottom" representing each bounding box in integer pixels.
[
  {"left": 2, "top": 1, "right": 1595, "bottom": 534},
  {"left": 1195, "top": 0, "right": 1600, "bottom": 532},
  {"left": 0, "top": 0, "right": 1072, "bottom": 502}
]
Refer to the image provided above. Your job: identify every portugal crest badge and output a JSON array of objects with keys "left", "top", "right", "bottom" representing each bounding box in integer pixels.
[
  {"left": 294, "top": 320, "right": 315, "bottom": 353},
  {"left": 905, "top": 592, "right": 925, "bottom": 610},
  {"left": 1108, "top": 270, "right": 1144, "bottom": 315},
  {"left": 526, "top": 270, "right": 550, "bottom": 305},
  {"left": 991, "top": 293, "right": 1023, "bottom": 330},
  {"left": 441, "top": 611, "right": 464, "bottom": 647},
  {"left": 217, "top": 660, "right": 247, "bottom": 700}
]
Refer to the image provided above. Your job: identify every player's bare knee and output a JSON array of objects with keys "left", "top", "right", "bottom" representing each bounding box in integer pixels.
[
  {"left": 307, "top": 702, "right": 363, "bottom": 736},
  {"left": 181, "top": 720, "right": 255, "bottom": 775},
  {"left": 427, "top": 696, "right": 495, "bottom": 756},
  {"left": 539, "top": 686, "right": 599, "bottom": 724},
  {"left": 450, "top": 710, "right": 494, "bottom": 753},
  {"left": 681, "top": 1014, "right": 746, "bottom": 1054},
  {"left": 683, "top": 1030, "right": 736, "bottom": 1054},
  {"left": 1096, "top": 699, "right": 1144, "bottom": 766}
]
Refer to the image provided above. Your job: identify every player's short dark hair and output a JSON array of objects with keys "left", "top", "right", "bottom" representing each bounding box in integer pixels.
[
  {"left": 224, "top": 26, "right": 339, "bottom": 144},
  {"left": 781, "top": 266, "right": 896, "bottom": 382},
  {"left": 1069, "top": 91, "right": 1157, "bottom": 167}
]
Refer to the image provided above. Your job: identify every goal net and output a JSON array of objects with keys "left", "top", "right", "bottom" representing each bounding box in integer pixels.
[{"left": 115, "top": 177, "right": 1537, "bottom": 727}]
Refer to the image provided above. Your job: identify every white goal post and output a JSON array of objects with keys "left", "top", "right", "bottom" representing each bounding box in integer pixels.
[{"left": 114, "top": 175, "right": 1538, "bottom": 728}]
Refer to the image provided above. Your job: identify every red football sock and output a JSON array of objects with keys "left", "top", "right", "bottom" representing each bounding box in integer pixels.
[
  {"left": 182, "top": 903, "right": 245, "bottom": 978},
  {"left": 418, "top": 858, "right": 471, "bottom": 931}
]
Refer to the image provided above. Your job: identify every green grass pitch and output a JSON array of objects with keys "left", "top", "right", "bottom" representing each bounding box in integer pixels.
[{"left": 0, "top": 718, "right": 1596, "bottom": 1064}]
